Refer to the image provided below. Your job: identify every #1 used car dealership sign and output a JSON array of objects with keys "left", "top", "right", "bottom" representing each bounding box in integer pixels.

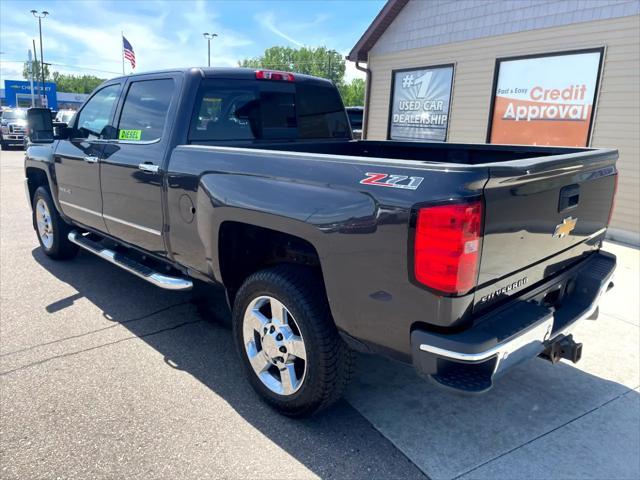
[
  {"left": 488, "top": 48, "right": 604, "bottom": 147},
  {"left": 389, "top": 64, "right": 454, "bottom": 142}
]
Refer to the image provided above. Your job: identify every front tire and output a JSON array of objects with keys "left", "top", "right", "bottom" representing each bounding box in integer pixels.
[
  {"left": 32, "top": 186, "right": 79, "bottom": 260},
  {"left": 233, "top": 265, "right": 355, "bottom": 417}
]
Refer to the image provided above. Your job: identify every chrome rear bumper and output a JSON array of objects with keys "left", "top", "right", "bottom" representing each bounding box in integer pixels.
[{"left": 411, "top": 251, "right": 615, "bottom": 393}]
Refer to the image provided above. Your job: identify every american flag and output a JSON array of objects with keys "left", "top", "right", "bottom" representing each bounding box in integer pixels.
[{"left": 123, "top": 35, "right": 136, "bottom": 69}]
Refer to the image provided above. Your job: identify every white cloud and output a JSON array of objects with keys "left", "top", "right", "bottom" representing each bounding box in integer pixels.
[
  {"left": 255, "top": 12, "right": 304, "bottom": 47},
  {"left": 0, "top": 1, "right": 371, "bottom": 84},
  {"left": 0, "top": 0, "right": 256, "bottom": 81}
]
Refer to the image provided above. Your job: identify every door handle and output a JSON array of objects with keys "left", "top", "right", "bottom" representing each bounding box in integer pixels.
[
  {"left": 138, "top": 163, "right": 159, "bottom": 173},
  {"left": 83, "top": 155, "right": 99, "bottom": 163}
]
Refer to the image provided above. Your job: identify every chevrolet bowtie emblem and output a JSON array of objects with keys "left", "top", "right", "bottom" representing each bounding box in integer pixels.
[{"left": 553, "top": 217, "right": 578, "bottom": 238}]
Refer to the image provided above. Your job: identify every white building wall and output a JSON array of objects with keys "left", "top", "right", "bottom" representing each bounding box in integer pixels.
[
  {"left": 371, "top": 0, "right": 639, "bottom": 55},
  {"left": 365, "top": 2, "right": 640, "bottom": 241}
]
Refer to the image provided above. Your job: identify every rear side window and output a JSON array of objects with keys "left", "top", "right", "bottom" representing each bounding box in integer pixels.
[
  {"left": 117, "top": 79, "right": 174, "bottom": 142},
  {"left": 189, "top": 78, "right": 349, "bottom": 143}
]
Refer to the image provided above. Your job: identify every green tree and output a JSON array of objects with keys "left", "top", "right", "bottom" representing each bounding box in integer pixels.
[
  {"left": 339, "top": 78, "right": 365, "bottom": 106},
  {"left": 22, "top": 60, "right": 51, "bottom": 81},
  {"left": 239, "top": 46, "right": 345, "bottom": 87},
  {"left": 23, "top": 62, "right": 105, "bottom": 93},
  {"left": 51, "top": 72, "right": 105, "bottom": 93}
]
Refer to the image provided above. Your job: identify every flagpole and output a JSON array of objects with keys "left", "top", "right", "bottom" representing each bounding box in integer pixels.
[{"left": 121, "top": 31, "right": 125, "bottom": 75}]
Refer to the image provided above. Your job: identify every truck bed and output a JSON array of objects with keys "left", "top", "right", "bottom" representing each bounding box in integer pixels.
[{"left": 194, "top": 138, "right": 593, "bottom": 165}]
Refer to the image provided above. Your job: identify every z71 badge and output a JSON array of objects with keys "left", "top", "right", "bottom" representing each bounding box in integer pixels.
[{"left": 360, "top": 172, "right": 424, "bottom": 190}]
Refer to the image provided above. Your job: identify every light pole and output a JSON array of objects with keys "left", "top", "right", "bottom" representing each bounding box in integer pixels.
[
  {"left": 30, "top": 9, "right": 49, "bottom": 107},
  {"left": 203, "top": 33, "right": 217, "bottom": 67}
]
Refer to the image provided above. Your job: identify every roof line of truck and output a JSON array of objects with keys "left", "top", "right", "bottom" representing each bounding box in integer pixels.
[{"left": 107, "top": 67, "right": 335, "bottom": 85}]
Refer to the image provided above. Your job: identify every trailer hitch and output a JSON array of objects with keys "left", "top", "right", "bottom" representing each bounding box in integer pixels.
[{"left": 540, "top": 334, "right": 583, "bottom": 364}]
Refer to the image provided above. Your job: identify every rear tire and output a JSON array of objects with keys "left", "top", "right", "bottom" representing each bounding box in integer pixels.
[
  {"left": 232, "top": 265, "right": 355, "bottom": 417},
  {"left": 32, "top": 186, "right": 79, "bottom": 260}
]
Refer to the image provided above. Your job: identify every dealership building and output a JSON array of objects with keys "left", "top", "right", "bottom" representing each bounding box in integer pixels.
[
  {"left": 349, "top": 0, "right": 640, "bottom": 244},
  {"left": 1, "top": 80, "right": 89, "bottom": 110}
]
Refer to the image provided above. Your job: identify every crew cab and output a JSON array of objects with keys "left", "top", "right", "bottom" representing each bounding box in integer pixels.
[{"left": 25, "top": 68, "right": 617, "bottom": 416}]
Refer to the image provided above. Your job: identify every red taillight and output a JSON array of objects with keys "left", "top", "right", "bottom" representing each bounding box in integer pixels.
[
  {"left": 255, "top": 70, "right": 295, "bottom": 82},
  {"left": 414, "top": 200, "right": 483, "bottom": 295},
  {"left": 607, "top": 174, "right": 618, "bottom": 226}
]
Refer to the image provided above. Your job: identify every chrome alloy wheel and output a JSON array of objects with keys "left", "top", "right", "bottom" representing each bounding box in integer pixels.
[
  {"left": 242, "top": 295, "right": 307, "bottom": 396},
  {"left": 35, "top": 198, "right": 54, "bottom": 249}
]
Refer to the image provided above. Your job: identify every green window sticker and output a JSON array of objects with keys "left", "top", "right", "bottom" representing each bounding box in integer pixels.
[{"left": 119, "top": 129, "right": 142, "bottom": 141}]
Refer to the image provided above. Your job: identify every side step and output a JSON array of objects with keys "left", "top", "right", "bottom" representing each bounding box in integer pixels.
[{"left": 68, "top": 231, "right": 193, "bottom": 291}]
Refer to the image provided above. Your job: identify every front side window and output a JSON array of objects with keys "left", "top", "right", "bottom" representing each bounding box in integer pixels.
[
  {"left": 117, "top": 79, "right": 174, "bottom": 142},
  {"left": 76, "top": 84, "right": 120, "bottom": 139}
]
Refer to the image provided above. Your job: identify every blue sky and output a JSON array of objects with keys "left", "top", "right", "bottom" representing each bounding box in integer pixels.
[{"left": 0, "top": 0, "right": 385, "bottom": 82}]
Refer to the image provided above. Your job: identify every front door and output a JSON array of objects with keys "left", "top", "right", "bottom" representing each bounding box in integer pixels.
[
  {"left": 55, "top": 83, "right": 121, "bottom": 232},
  {"left": 100, "top": 76, "right": 178, "bottom": 254}
]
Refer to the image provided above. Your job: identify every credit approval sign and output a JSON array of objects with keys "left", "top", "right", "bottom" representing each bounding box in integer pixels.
[
  {"left": 488, "top": 49, "right": 603, "bottom": 147},
  {"left": 389, "top": 64, "right": 454, "bottom": 142}
]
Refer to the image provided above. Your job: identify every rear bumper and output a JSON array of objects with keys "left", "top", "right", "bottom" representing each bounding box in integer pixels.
[{"left": 411, "top": 251, "right": 615, "bottom": 392}]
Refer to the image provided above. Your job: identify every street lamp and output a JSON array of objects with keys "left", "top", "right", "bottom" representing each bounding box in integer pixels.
[
  {"left": 30, "top": 9, "right": 49, "bottom": 107},
  {"left": 203, "top": 32, "right": 217, "bottom": 67}
]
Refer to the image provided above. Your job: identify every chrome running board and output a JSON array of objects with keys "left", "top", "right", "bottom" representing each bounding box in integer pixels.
[{"left": 68, "top": 231, "right": 193, "bottom": 291}]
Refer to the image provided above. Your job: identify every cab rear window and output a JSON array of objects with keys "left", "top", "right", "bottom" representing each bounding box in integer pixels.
[{"left": 188, "top": 79, "right": 350, "bottom": 143}]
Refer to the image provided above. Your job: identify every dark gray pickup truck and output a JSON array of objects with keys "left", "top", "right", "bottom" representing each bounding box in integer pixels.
[{"left": 25, "top": 67, "right": 617, "bottom": 416}]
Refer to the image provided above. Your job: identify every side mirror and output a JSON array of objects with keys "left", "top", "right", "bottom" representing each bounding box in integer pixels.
[
  {"left": 53, "top": 122, "right": 71, "bottom": 140},
  {"left": 27, "top": 108, "right": 54, "bottom": 144}
]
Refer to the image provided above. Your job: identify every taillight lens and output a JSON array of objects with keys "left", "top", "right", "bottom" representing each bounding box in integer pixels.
[
  {"left": 607, "top": 174, "right": 618, "bottom": 226},
  {"left": 414, "top": 200, "right": 483, "bottom": 295},
  {"left": 255, "top": 70, "right": 295, "bottom": 82}
]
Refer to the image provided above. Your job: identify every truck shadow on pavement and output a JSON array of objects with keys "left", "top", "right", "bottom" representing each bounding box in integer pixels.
[
  {"left": 30, "top": 249, "right": 426, "bottom": 479},
  {"left": 30, "top": 249, "right": 639, "bottom": 480}
]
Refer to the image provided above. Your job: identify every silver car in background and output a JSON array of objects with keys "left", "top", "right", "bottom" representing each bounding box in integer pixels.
[{"left": 1, "top": 108, "right": 28, "bottom": 150}]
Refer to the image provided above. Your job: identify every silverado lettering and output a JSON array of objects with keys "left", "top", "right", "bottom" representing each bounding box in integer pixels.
[{"left": 479, "top": 277, "right": 529, "bottom": 303}]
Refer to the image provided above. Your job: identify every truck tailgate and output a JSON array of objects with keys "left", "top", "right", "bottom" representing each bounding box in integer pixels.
[{"left": 477, "top": 148, "right": 617, "bottom": 302}]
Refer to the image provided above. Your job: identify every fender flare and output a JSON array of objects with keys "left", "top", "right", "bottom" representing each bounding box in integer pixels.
[{"left": 24, "top": 145, "right": 66, "bottom": 217}]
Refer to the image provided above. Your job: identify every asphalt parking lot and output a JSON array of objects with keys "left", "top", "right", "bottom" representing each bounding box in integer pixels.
[{"left": 1, "top": 148, "right": 639, "bottom": 479}]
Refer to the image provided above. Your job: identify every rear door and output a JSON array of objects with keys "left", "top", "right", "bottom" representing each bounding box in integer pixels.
[
  {"left": 476, "top": 149, "right": 617, "bottom": 304},
  {"left": 55, "top": 82, "right": 121, "bottom": 231},
  {"left": 100, "top": 75, "right": 179, "bottom": 254}
]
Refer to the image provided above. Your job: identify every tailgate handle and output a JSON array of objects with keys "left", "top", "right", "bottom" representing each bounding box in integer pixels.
[{"left": 559, "top": 184, "right": 580, "bottom": 212}]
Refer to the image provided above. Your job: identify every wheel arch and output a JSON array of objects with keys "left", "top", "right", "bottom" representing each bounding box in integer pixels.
[
  {"left": 217, "top": 220, "right": 325, "bottom": 306},
  {"left": 25, "top": 166, "right": 50, "bottom": 205}
]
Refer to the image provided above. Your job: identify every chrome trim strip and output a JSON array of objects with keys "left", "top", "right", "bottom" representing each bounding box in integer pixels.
[
  {"left": 102, "top": 214, "right": 162, "bottom": 236},
  {"left": 588, "top": 227, "right": 607, "bottom": 239},
  {"left": 59, "top": 201, "right": 161, "bottom": 236},
  {"left": 419, "top": 269, "right": 613, "bottom": 371},
  {"left": 68, "top": 231, "right": 192, "bottom": 291},
  {"left": 59, "top": 200, "right": 162, "bottom": 235},
  {"left": 419, "top": 315, "right": 553, "bottom": 363},
  {"left": 59, "top": 200, "right": 102, "bottom": 217}
]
